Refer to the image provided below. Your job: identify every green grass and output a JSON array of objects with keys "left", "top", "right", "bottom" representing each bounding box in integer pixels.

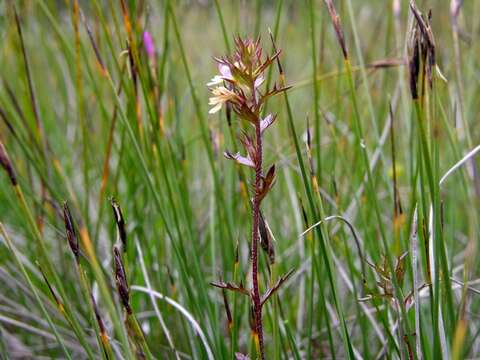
[{"left": 0, "top": 0, "right": 480, "bottom": 359}]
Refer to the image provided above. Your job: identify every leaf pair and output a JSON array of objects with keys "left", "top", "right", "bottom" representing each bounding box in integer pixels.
[{"left": 210, "top": 268, "right": 295, "bottom": 307}]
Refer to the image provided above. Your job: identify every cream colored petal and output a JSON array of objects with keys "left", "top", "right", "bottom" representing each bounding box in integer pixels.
[
  {"left": 209, "top": 96, "right": 221, "bottom": 105},
  {"left": 207, "top": 76, "right": 223, "bottom": 86},
  {"left": 209, "top": 102, "right": 223, "bottom": 114}
]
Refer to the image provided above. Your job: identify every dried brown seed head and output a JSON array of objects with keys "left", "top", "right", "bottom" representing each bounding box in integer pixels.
[
  {"left": 410, "top": 1, "right": 437, "bottom": 90},
  {"left": 408, "top": 33, "right": 420, "bottom": 100},
  {"left": 324, "top": 0, "right": 349, "bottom": 60},
  {"left": 113, "top": 246, "right": 131, "bottom": 314}
]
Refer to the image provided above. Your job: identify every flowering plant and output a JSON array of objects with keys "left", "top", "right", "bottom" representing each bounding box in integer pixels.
[{"left": 208, "top": 37, "right": 292, "bottom": 360}]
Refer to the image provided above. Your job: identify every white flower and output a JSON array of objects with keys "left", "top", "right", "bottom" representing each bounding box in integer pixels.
[
  {"left": 208, "top": 86, "right": 240, "bottom": 114},
  {"left": 207, "top": 75, "right": 224, "bottom": 87},
  {"left": 207, "top": 64, "right": 234, "bottom": 87}
]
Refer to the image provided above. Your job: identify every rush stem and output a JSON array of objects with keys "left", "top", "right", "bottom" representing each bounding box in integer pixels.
[{"left": 252, "top": 118, "right": 265, "bottom": 359}]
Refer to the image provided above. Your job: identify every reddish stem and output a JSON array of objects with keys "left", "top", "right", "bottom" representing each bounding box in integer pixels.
[{"left": 251, "top": 119, "right": 265, "bottom": 359}]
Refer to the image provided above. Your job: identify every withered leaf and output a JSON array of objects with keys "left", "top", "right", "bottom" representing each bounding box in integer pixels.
[{"left": 210, "top": 280, "right": 250, "bottom": 296}]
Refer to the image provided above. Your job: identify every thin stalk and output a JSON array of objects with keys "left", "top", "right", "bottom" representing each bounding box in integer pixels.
[
  {"left": 213, "top": 0, "right": 231, "bottom": 53},
  {"left": 251, "top": 120, "right": 264, "bottom": 359},
  {"left": 71, "top": 0, "right": 90, "bottom": 227},
  {"left": 308, "top": 0, "right": 322, "bottom": 184}
]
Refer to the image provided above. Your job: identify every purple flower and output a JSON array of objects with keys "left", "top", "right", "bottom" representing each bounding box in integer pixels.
[
  {"left": 260, "top": 114, "right": 276, "bottom": 134},
  {"left": 143, "top": 31, "right": 155, "bottom": 58}
]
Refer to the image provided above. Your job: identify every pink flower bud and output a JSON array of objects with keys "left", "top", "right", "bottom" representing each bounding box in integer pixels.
[{"left": 143, "top": 31, "right": 155, "bottom": 58}]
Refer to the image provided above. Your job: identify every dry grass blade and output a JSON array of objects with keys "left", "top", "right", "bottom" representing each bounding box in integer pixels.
[
  {"left": 36, "top": 262, "right": 64, "bottom": 313},
  {"left": 0, "top": 141, "right": 17, "bottom": 186},
  {"left": 63, "top": 202, "right": 80, "bottom": 263},
  {"left": 80, "top": 10, "right": 107, "bottom": 76}
]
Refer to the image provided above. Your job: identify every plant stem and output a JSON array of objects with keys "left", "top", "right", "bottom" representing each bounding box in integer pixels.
[{"left": 252, "top": 119, "right": 264, "bottom": 359}]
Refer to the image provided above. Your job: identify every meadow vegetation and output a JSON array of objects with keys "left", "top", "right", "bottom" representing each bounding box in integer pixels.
[{"left": 0, "top": 0, "right": 479, "bottom": 359}]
